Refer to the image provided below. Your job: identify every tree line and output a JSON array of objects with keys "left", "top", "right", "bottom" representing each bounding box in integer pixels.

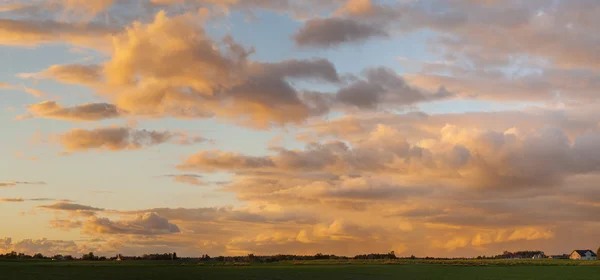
[{"left": 5, "top": 248, "right": 600, "bottom": 262}]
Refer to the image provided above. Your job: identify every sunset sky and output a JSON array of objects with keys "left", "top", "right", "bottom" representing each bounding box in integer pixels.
[{"left": 1, "top": 0, "right": 600, "bottom": 258}]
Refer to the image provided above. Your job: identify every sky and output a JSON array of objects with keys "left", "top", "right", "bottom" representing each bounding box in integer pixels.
[{"left": 1, "top": 0, "right": 600, "bottom": 258}]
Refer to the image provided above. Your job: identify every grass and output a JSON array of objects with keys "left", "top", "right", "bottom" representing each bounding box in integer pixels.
[{"left": 2, "top": 259, "right": 600, "bottom": 279}]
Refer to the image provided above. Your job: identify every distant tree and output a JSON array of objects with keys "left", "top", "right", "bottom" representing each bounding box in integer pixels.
[
  {"left": 33, "top": 253, "right": 45, "bottom": 259},
  {"left": 410, "top": 255, "right": 416, "bottom": 259},
  {"left": 173, "top": 252, "right": 178, "bottom": 260},
  {"left": 6, "top": 251, "right": 18, "bottom": 259},
  {"left": 82, "top": 252, "right": 97, "bottom": 261},
  {"left": 597, "top": 247, "right": 600, "bottom": 258}
]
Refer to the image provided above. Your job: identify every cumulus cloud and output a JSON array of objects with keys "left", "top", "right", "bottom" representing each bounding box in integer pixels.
[
  {"left": 294, "top": 17, "right": 387, "bottom": 47},
  {"left": 25, "top": 101, "right": 122, "bottom": 121},
  {"left": 82, "top": 212, "right": 180, "bottom": 235},
  {"left": 0, "top": 237, "right": 79, "bottom": 256},
  {"left": 75, "top": 11, "right": 338, "bottom": 127}
]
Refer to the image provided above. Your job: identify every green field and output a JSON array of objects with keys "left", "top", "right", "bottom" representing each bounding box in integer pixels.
[{"left": 2, "top": 260, "right": 600, "bottom": 280}]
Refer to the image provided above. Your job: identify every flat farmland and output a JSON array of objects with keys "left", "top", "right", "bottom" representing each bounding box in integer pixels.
[{"left": 2, "top": 259, "right": 600, "bottom": 280}]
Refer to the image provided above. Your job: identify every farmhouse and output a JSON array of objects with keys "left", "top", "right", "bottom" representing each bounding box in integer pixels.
[{"left": 569, "top": 250, "right": 597, "bottom": 260}]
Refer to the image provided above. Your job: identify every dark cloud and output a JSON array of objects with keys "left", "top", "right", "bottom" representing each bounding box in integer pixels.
[
  {"left": 258, "top": 58, "right": 340, "bottom": 83},
  {"left": 294, "top": 17, "right": 387, "bottom": 47},
  {"left": 38, "top": 202, "right": 104, "bottom": 212},
  {"left": 336, "top": 67, "right": 452, "bottom": 109}
]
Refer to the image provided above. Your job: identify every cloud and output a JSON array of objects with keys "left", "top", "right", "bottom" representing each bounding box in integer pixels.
[
  {"left": 25, "top": 12, "right": 351, "bottom": 128},
  {"left": 335, "top": 67, "right": 452, "bottom": 109},
  {"left": 294, "top": 17, "right": 387, "bottom": 47},
  {"left": 25, "top": 101, "right": 122, "bottom": 121},
  {"left": 62, "top": 0, "right": 116, "bottom": 16},
  {"left": 38, "top": 202, "right": 104, "bottom": 212},
  {"left": 57, "top": 126, "right": 188, "bottom": 152},
  {"left": 0, "top": 181, "right": 46, "bottom": 188},
  {"left": 0, "top": 237, "right": 79, "bottom": 256},
  {"left": 0, "top": 198, "right": 62, "bottom": 202},
  {"left": 0, "top": 198, "right": 24, "bottom": 202},
  {"left": 0, "top": 18, "right": 115, "bottom": 47},
  {"left": 179, "top": 150, "right": 275, "bottom": 172},
  {"left": 49, "top": 219, "right": 83, "bottom": 231},
  {"left": 22, "top": 87, "right": 45, "bottom": 98},
  {"left": 257, "top": 58, "right": 340, "bottom": 83},
  {"left": 82, "top": 212, "right": 180, "bottom": 235},
  {"left": 162, "top": 174, "right": 207, "bottom": 186},
  {"left": 37, "top": 64, "right": 103, "bottom": 86},
  {"left": 0, "top": 83, "right": 46, "bottom": 98}
]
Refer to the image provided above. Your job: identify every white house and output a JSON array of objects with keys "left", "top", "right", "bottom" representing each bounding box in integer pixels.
[{"left": 569, "top": 250, "right": 597, "bottom": 260}]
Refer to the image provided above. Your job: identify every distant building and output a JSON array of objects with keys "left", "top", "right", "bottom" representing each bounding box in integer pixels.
[
  {"left": 532, "top": 253, "right": 545, "bottom": 259},
  {"left": 570, "top": 250, "right": 597, "bottom": 260}
]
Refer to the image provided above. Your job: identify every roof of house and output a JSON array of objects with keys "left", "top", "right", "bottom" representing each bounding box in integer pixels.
[{"left": 572, "top": 250, "right": 597, "bottom": 257}]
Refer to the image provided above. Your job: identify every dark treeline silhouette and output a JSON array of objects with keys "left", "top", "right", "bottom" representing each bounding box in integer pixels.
[
  {"left": 475, "top": 251, "right": 546, "bottom": 259},
  {"left": 353, "top": 251, "right": 397, "bottom": 260},
  {"left": 115, "top": 253, "right": 178, "bottom": 261},
  {"left": 1, "top": 250, "right": 560, "bottom": 263},
  {"left": 0, "top": 251, "right": 74, "bottom": 260},
  {"left": 0, "top": 251, "right": 396, "bottom": 262}
]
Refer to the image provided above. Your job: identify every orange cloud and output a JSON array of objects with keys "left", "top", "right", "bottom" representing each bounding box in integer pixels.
[
  {"left": 25, "top": 101, "right": 122, "bottom": 121},
  {"left": 0, "top": 18, "right": 115, "bottom": 47}
]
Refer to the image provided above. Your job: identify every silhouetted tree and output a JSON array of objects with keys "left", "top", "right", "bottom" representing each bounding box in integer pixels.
[{"left": 82, "top": 252, "right": 97, "bottom": 261}]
